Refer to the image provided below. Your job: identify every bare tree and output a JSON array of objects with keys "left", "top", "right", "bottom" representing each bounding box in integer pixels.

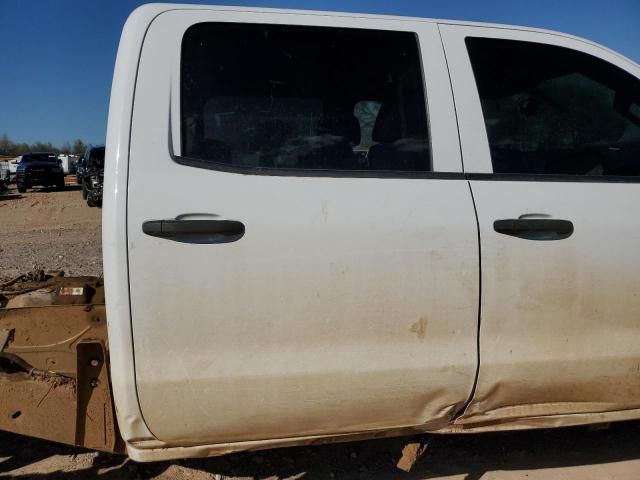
[
  {"left": 0, "top": 133, "right": 11, "bottom": 155},
  {"left": 72, "top": 139, "right": 87, "bottom": 154}
]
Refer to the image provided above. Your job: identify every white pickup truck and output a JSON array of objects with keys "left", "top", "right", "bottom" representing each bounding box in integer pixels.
[{"left": 1, "top": 3, "right": 639, "bottom": 463}]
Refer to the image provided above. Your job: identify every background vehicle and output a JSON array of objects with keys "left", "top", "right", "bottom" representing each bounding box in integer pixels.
[
  {"left": 15, "top": 152, "right": 65, "bottom": 192},
  {"left": 76, "top": 150, "right": 86, "bottom": 192},
  {"left": 8, "top": 157, "right": 20, "bottom": 176},
  {"left": 56, "top": 153, "right": 79, "bottom": 175},
  {"left": 78, "top": 145, "right": 104, "bottom": 206},
  {"left": 1, "top": 4, "right": 639, "bottom": 465},
  {"left": 0, "top": 162, "right": 9, "bottom": 191}
]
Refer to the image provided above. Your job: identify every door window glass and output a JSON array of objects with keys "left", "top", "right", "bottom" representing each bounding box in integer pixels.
[
  {"left": 181, "top": 23, "right": 430, "bottom": 172},
  {"left": 466, "top": 37, "right": 640, "bottom": 176}
]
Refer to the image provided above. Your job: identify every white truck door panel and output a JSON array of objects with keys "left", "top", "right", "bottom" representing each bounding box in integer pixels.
[
  {"left": 127, "top": 11, "right": 479, "bottom": 445},
  {"left": 441, "top": 24, "right": 640, "bottom": 426}
]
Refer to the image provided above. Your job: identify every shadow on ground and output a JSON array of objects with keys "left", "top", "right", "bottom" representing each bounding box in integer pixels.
[
  {"left": 31, "top": 185, "right": 82, "bottom": 193},
  {"left": 1, "top": 421, "right": 639, "bottom": 479},
  {"left": 0, "top": 194, "right": 22, "bottom": 201}
]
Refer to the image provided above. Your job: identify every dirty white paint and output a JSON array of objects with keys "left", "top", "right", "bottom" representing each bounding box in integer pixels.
[
  {"left": 127, "top": 158, "right": 480, "bottom": 443},
  {"left": 125, "top": 7, "right": 479, "bottom": 449},
  {"left": 461, "top": 181, "right": 640, "bottom": 426}
]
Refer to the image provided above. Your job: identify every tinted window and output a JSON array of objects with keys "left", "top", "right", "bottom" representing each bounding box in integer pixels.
[
  {"left": 181, "top": 23, "right": 430, "bottom": 172},
  {"left": 21, "top": 154, "right": 57, "bottom": 163},
  {"left": 87, "top": 147, "right": 105, "bottom": 170},
  {"left": 466, "top": 38, "right": 640, "bottom": 176}
]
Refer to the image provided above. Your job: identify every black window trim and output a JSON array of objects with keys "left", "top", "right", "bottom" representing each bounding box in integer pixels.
[
  {"left": 171, "top": 153, "right": 640, "bottom": 182},
  {"left": 171, "top": 154, "right": 461, "bottom": 179},
  {"left": 465, "top": 172, "right": 640, "bottom": 183}
]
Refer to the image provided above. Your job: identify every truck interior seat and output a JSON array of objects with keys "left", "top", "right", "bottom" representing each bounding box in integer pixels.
[{"left": 367, "top": 102, "right": 430, "bottom": 171}]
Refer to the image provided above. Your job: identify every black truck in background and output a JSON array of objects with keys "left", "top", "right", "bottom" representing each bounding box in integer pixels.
[
  {"left": 78, "top": 145, "right": 105, "bottom": 207},
  {"left": 16, "top": 153, "right": 65, "bottom": 193}
]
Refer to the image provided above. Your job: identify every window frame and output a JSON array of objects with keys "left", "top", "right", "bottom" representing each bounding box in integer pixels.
[
  {"left": 439, "top": 23, "right": 640, "bottom": 183},
  {"left": 163, "top": 11, "right": 464, "bottom": 177},
  {"left": 178, "top": 22, "right": 433, "bottom": 176}
]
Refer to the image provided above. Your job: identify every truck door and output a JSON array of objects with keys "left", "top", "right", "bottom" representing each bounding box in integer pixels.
[
  {"left": 126, "top": 10, "right": 480, "bottom": 445},
  {"left": 441, "top": 24, "right": 640, "bottom": 427}
]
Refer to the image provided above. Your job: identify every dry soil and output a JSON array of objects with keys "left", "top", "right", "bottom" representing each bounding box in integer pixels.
[{"left": 0, "top": 183, "right": 101, "bottom": 280}]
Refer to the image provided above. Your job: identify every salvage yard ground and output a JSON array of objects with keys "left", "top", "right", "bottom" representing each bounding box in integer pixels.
[
  {"left": 1, "top": 185, "right": 640, "bottom": 479},
  {"left": 0, "top": 182, "right": 101, "bottom": 281}
]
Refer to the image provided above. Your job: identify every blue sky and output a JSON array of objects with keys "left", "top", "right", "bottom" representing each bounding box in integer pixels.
[{"left": 1, "top": 0, "right": 639, "bottom": 147}]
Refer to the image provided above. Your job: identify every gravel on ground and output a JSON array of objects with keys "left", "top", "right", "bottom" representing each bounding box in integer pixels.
[{"left": 0, "top": 184, "right": 102, "bottom": 280}]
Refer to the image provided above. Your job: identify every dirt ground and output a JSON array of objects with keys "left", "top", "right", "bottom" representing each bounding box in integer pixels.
[
  {"left": 1, "top": 183, "right": 640, "bottom": 479},
  {"left": 0, "top": 182, "right": 102, "bottom": 280},
  {"left": 2, "top": 423, "right": 640, "bottom": 480}
]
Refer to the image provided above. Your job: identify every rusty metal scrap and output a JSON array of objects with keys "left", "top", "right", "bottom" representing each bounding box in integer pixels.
[
  {"left": 0, "top": 272, "right": 123, "bottom": 454},
  {"left": 0, "top": 270, "right": 48, "bottom": 289},
  {"left": 0, "top": 271, "right": 102, "bottom": 304}
]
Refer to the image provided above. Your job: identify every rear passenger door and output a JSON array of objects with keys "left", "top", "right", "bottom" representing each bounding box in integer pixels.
[
  {"left": 441, "top": 25, "right": 640, "bottom": 427},
  {"left": 126, "top": 11, "right": 480, "bottom": 446}
]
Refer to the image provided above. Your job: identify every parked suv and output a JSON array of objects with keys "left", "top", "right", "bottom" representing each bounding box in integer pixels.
[
  {"left": 16, "top": 152, "right": 65, "bottom": 192},
  {"left": 0, "top": 162, "right": 9, "bottom": 191},
  {"left": 8, "top": 157, "right": 20, "bottom": 176},
  {"left": 79, "top": 145, "right": 105, "bottom": 207}
]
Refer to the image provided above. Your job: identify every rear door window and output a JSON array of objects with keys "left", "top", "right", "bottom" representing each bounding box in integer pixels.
[{"left": 181, "top": 23, "right": 430, "bottom": 172}]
